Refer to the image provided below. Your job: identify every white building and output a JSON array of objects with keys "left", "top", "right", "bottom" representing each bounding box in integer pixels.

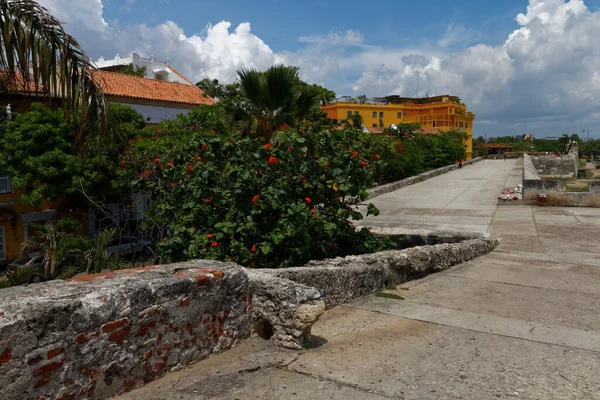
[{"left": 94, "top": 53, "right": 214, "bottom": 123}]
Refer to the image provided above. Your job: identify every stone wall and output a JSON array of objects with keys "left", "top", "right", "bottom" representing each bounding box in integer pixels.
[
  {"left": 0, "top": 237, "right": 500, "bottom": 399},
  {"left": 589, "top": 181, "right": 600, "bottom": 194},
  {"left": 530, "top": 144, "right": 578, "bottom": 178},
  {"left": 368, "top": 157, "right": 483, "bottom": 200},
  {"left": 523, "top": 154, "right": 566, "bottom": 194},
  {"left": 523, "top": 192, "right": 600, "bottom": 207},
  {"left": 0, "top": 261, "right": 252, "bottom": 400},
  {"left": 260, "top": 238, "right": 499, "bottom": 309}
]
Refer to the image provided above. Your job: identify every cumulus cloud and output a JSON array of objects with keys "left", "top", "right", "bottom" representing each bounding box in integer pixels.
[{"left": 37, "top": 0, "right": 600, "bottom": 137}]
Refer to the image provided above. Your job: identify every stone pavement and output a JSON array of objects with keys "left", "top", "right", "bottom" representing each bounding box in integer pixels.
[{"left": 120, "top": 160, "right": 600, "bottom": 399}]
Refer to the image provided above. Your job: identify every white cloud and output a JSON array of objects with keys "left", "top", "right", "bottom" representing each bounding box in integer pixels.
[{"left": 36, "top": 0, "right": 600, "bottom": 137}]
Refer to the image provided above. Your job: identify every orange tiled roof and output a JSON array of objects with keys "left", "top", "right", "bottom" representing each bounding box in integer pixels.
[
  {"left": 367, "top": 127, "right": 385, "bottom": 134},
  {"left": 167, "top": 65, "right": 195, "bottom": 85},
  {"left": 0, "top": 71, "right": 41, "bottom": 93},
  {"left": 93, "top": 70, "right": 215, "bottom": 106}
]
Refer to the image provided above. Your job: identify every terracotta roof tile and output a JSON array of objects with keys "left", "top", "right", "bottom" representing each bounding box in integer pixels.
[
  {"left": 167, "top": 66, "right": 195, "bottom": 85},
  {"left": 418, "top": 127, "right": 441, "bottom": 135},
  {"left": 0, "top": 71, "right": 41, "bottom": 93},
  {"left": 93, "top": 71, "right": 215, "bottom": 106}
]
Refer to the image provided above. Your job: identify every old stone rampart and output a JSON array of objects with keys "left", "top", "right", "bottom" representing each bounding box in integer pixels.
[
  {"left": 0, "top": 262, "right": 252, "bottom": 400},
  {"left": 0, "top": 237, "right": 499, "bottom": 399},
  {"left": 261, "top": 237, "right": 499, "bottom": 309},
  {"left": 368, "top": 158, "right": 483, "bottom": 200}
]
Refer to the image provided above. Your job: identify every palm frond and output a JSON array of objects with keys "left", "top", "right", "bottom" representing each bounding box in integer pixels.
[{"left": 0, "top": 0, "right": 108, "bottom": 146}]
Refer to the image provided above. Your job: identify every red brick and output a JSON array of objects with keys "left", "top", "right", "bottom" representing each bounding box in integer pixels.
[
  {"left": 102, "top": 318, "right": 129, "bottom": 333},
  {"left": 183, "top": 340, "right": 190, "bottom": 348},
  {"left": 33, "top": 361, "right": 63, "bottom": 376},
  {"left": 147, "top": 321, "right": 156, "bottom": 328},
  {"left": 123, "top": 379, "right": 137, "bottom": 391},
  {"left": 138, "top": 325, "right": 149, "bottom": 337},
  {"left": 179, "top": 297, "right": 191, "bottom": 307},
  {"left": 108, "top": 327, "right": 131, "bottom": 345},
  {"left": 144, "top": 350, "right": 152, "bottom": 361},
  {"left": 47, "top": 348, "right": 64, "bottom": 359},
  {"left": 68, "top": 270, "right": 116, "bottom": 282},
  {"left": 155, "top": 361, "right": 165, "bottom": 372},
  {"left": 195, "top": 275, "right": 211, "bottom": 286},
  {"left": 27, "top": 355, "right": 43, "bottom": 365},
  {"left": 73, "top": 331, "right": 99, "bottom": 344},
  {"left": 224, "top": 309, "right": 231, "bottom": 316},
  {"left": 0, "top": 348, "right": 11, "bottom": 364},
  {"left": 33, "top": 375, "right": 50, "bottom": 388}
]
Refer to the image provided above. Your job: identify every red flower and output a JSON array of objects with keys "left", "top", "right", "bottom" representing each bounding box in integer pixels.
[
  {"left": 195, "top": 156, "right": 202, "bottom": 161},
  {"left": 287, "top": 146, "right": 294, "bottom": 151},
  {"left": 304, "top": 197, "right": 312, "bottom": 204},
  {"left": 251, "top": 245, "right": 257, "bottom": 253},
  {"left": 264, "top": 144, "right": 273, "bottom": 150},
  {"left": 211, "top": 241, "right": 218, "bottom": 247},
  {"left": 280, "top": 124, "right": 291, "bottom": 130},
  {"left": 375, "top": 154, "right": 381, "bottom": 159},
  {"left": 120, "top": 160, "right": 126, "bottom": 167},
  {"left": 311, "top": 209, "right": 317, "bottom": 215},
  {"left": 139, "top": 169, "right": 155, "bottom": 178},
  {"left": 153, "top": 157, "right": 160, "bottom": 163},
  {"left": 128, "top": 139, "right": 134, "bottom": 145},
  {"left": 165, "top": 161, "right": 173, "bottom": 168},
  {"left": 205, "top": 199, "right": 212, "bottom": 204},
  {"left": 136, "top": 137, "right": 142, "bottom": 142},
  {"left": 201, "top": 144, "right": 208, "bottom": 150},
  {"left": 352, "top": 151, "right": 359, "bottom": 159},
  {"left": 207, "top": 233, "right": 213, "bottom": 239},
  {"left": 251, "top": 194, "right": 261, "bottom": 207},
  {"left": 268, "top": 156, "right": 277, "bottom": 165},
  {"left": 210, "top": 129, "right": 216, "bottom": 135},
  {"left": 361, "top": 161, "right": 367, "bottom": 168},
  {"left": 324, "top": 162, "right": 330, "bottom": 167},
  {"left": 186, "top": 164, "right": 194, "bottom": 172}
]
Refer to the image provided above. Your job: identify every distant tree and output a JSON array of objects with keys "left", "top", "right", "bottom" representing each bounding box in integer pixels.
[
  {"left": 121, "top": 63, "right": 147, "bottom": 78},
  {"left": 385, "top": 123, "right": 421, "bottom": 138},
  {"left": 196, "top": 78, "right": 224, "bottom": 99}
]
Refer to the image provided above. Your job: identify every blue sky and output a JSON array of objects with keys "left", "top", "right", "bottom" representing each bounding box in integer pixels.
[
  {"left": 42, "top": 0, "right": 600, "bottom": 138},
  {"left": 101, "top": 0, "right": 537, "bottom": 52}
]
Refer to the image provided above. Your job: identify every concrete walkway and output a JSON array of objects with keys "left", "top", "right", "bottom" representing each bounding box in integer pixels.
[{"left": 121, "top": 160, "right": 600, "bottom": 399}]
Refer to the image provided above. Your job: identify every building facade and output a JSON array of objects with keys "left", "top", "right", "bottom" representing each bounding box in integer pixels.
[
  {"left": 321, "top": 95, "right": 475, "bottom": 160},
  {"left": 94, "top": 53, "right": 214, "bottom": 123}
]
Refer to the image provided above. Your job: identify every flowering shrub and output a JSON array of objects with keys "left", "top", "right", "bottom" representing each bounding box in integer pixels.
[{"left": 119, "top": 106, "right": 394, "bottom": 268}]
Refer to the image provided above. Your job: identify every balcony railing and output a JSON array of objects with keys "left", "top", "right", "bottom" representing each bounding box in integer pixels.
[{"left": 0, "top": 177, "right": 13, "bottom": 194}]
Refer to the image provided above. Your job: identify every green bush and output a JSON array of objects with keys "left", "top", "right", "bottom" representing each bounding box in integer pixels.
[{"left": 119, "top": 105, "right": 395, "bottom": 268}]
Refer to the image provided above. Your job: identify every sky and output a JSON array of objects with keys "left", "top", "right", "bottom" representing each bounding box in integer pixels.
[{"left": 38, "top": 0, "right": 600, "bottom": 139}]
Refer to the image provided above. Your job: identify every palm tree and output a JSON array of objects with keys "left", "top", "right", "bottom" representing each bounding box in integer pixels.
[
  {"left": 68, "top": 228, "right": 124, "bottom": 275},
  {"left": 230, "top": 65, "right": 319, "bottom": 142},
  {"left": 21, "top": 217, "right": 81, "bottom": 279},
  {"left": 0, "top": 0, "right": 107, "bottom": 145}
]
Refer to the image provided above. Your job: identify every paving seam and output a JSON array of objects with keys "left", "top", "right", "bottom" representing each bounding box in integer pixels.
[
  {"left": 442, "top": 272, "right": 600, "bottom": 296},
  {"left": 283, "top": 364, "right": 397, "bottom": 399},
  {"left": 347, "top": 299, "right": 600, "bottom": 354}
]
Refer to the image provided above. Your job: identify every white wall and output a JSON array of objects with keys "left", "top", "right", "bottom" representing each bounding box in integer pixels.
[{"left": 118, "top": 103, "right": 191, "bottom": 123}]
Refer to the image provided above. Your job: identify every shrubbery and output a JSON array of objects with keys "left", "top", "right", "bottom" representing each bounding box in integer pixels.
[{"left": 119, "top": 105, "right": 395, "bottom": 268}]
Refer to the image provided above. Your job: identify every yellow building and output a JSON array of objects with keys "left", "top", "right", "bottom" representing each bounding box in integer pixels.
[{"left": 321, "top": 95, "right": 475, "bottom": 160}]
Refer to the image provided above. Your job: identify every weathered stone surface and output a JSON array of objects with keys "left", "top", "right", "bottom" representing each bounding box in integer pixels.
[
  {"left": 589, "top": 181, "right": 600, "bottom": 193},
  {"left": 0, "top": 261, "right": 251, "bottom": 400},
  {"left": 246, "top": 271, "right": 324, "bottom": 350},
  {"left": 368, "top": 158, "right": 483, "bottom": 200},
  {"left": 261, "top": 238, "right": 499, "bottom": 309}
]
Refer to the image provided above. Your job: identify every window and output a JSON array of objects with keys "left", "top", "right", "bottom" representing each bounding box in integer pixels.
[
  {"left": 379, "top": 112, "right": 384, "bottom": 118},
  {"left": 404, "top": 112, "right": 408, "bottom": 117},
  {"left": 397, "top": 112, "right": 402, "bottom": 118},
  {"left": 433, "top": 121, "right": 436, "bottom": 127},
  {"left": 0, "top": 176, "right": 12, "bottom": 194},
  {"left": 372, "top": 124, "right": 377, "bottom": 127},
  {"left": 465, "top": 123, "right": 468, "bottom": 129},
  {"left": 347, "top": 111, "right": 352, "bottom": 117},
  {"left": 372, "top": 112, "right": 377, "bottom": 118},
  {"left": 0, "top": 226, "right": 5, "bottom": 261},
  {"left": 355, "top": 111, "right": 360, "bottom": 116}
]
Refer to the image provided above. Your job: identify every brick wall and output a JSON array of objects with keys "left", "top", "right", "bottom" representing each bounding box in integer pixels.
[{"left": 0, "top": 261, "right": 251, "bottom": 400}]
